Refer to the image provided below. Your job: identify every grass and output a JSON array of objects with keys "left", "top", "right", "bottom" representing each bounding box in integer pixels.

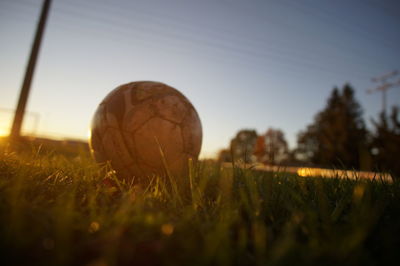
[{"left": 0, "top": 141, "right": 400, "bottom": 266}]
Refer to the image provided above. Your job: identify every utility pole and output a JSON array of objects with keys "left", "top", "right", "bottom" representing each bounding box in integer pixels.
[
  {"left": 9, "top": 0, "right": 52, "bottom": 140},
  {"left": 367, "top": 70, "right": 400, "bottom": 114}
]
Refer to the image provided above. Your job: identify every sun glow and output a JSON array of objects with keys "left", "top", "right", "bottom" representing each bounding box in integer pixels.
[
  {"left": 0, "top": 127, "right": 9, "bottom": 137},
  {"left": 87, "top": 128, "right": 92, "bottom": 140}
]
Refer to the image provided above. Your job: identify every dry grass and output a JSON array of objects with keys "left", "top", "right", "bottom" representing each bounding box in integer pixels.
[{"left": 0, "top": 139, "right": 399, "bottom": 266}]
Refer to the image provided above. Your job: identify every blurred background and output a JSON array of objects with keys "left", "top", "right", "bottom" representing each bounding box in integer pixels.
[{"left": 0, "top": 0, "right": 399, "bottom": 165}]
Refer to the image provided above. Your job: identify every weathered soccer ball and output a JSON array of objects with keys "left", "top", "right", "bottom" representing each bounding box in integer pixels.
[{"left": 89, "top": 81, "right": 202, "bottom": 183}]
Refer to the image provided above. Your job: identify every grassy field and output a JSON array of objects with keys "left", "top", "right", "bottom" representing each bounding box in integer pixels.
[{"left": 0, "top": 139, "right": 399, "bottom": 266}]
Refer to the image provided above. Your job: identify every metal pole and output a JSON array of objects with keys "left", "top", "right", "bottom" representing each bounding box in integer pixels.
[
  {"left": 382, "top": 89, "right": 386, "bottom": 114},
  {"left": 368, "top": 71, "right": 399, "bottom": 115},
  {"left": 9, "top": 0, "right": 52, "bottom": 140}
]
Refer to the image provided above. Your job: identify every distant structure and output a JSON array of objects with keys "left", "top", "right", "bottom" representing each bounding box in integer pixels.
[
  {"left": 10, "top": 0, "right": 51, "bottom": 139},
  {"left": 0, "top": 108, "right": 40, "bottom": 136},
  {"left": 367, "top": 70, "right": 400, "bottom": 113}
]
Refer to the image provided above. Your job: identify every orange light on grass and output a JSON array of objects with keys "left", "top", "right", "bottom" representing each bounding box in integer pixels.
[
  {"left": 297, "top": 167, "right": 392, "bottom": 182},
  {"left": 88, "top": 221, "right": 100, "bottom": 233},
  {"left": 161, "top": 223, "right": 174, "bottom": 236}
]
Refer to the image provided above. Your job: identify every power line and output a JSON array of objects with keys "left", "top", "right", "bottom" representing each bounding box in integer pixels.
[
  {"left": 0, "top": 0, "right": 394, "bottom": 81},
  {"left": 360, "top": 0, "right": 400, "bottom": 22},
  {"left": 218, "top": 0, "right": 396, "bottom": 72},
  {"left": 3, "top": 0, "right": 395, "bottom": 75},
  {"left": 280, "top": 0, "right": 400, "bottom": 51},
  {"left": 57, "top": 1, "right": 390, "bottom": 78},
  {"left": 371, "top": 70, "right": 399, "bottom": 83},
  {"left": 0, "top": 6, "right": 330, "bottom": 83},
  {"left": 27, "top": 0, "right": 389, "bottom": 75},
  {"left": 51, "top": 5, "right": 376, "bottom": 79}
]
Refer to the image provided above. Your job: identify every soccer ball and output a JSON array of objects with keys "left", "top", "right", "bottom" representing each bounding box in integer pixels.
[{"left": 89, "top": 81, "right": 202, "bottom": 183}]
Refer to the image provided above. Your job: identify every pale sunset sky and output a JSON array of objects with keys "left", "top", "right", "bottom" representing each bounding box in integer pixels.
[{"left": 0, "top": 0, "right": 399, "bottom": 157}]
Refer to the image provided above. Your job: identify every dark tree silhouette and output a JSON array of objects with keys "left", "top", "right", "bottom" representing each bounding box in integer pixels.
[
  {"left": 230, "top": 129, "right": 258, "bottom": 163},
  {"left": 371, "top": 106, "right": 400, "bottom": 178},
  {"left": 254, "top": 128, "right": 288, "bottom": 165},
  {"left": 297, "top": 84, "right": 368, "bottom": 169},
  {"left": 217, "top": 149, "right": 232, "bottom": 163},
  {"left": 253, "top": 135, "right": 266, "bottom": 163},
  {"left": 265, "top": 128, "right": 288, "bottom": 165}
]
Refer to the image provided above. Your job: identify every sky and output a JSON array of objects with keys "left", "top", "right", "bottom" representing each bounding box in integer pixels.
[{"left": 0, "top": 0, "right": 399, "bottom": 158}]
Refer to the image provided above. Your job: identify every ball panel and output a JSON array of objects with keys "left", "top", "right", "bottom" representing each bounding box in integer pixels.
[
  {"left": 101, "top": 84, "right": 127, "bottom": 105},
  {"left": 105, "top": 112, "right": 121, "bottom": 130},
  {"left": 121, "top": 163, "right": 147, "bottom": 181},
  {"left": 102, "top": 127, "right": 135, "bottom": 169},
  {"left": 90, "top": 81, "right": 202, "bottom": 183},
  {"left": 122, "top": 101, "right": 156, "bottom": 133},
  {"left": 153, "top": 95, "right": 187, "bottom": 124},
  {"left": 181, "top": 108, "right": 202, "bottom": 157},
  {"left": 133, "top": 158, "right": 163, "bottom": 178},
  {"left": 91, "top": 104, "right": 108, "bottom": 136},
  {"left": 134, "top": 117, "right": 184, "bottom": 169},
  {"left": 132, "top": 81, "right": 166, "bottom": 101},
  {"left": 168, "top": 154, "right": 190, "bottom": 178},
  {"left": 119, "top": 131, "right": 155, "bottom": 178},
  {"left": 103, "top": 91, "right": 127, "bottom": 127},
  {"left": 89, "top": 128, "right": 108, "bottom": 163}
]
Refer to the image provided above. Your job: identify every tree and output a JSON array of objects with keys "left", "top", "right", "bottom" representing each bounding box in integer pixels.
[
  {"left": 253, "top": 135, "right": 266, "bottom": 163},
  {"left": 296, "top": 84, "right": 368, "bottom": 169},
  {"left": 371, "top": 106, "right": 400, "bottom": 178},
  {"left": 254, "top": 128, "right": 288, "bottom": 165},
  {"left": 217, "top": 149, "right": 232, "bottom": 163},
  {"left": 230, "top": 129, "right": 258, "bottom": 163},
  {"left": 265, "top": 128, "right": 288, "bottom": 165}
]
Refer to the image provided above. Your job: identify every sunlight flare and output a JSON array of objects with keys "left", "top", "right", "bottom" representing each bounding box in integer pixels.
[{"left": 0, "top": 127, "right": 9, "bottom": 137}]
